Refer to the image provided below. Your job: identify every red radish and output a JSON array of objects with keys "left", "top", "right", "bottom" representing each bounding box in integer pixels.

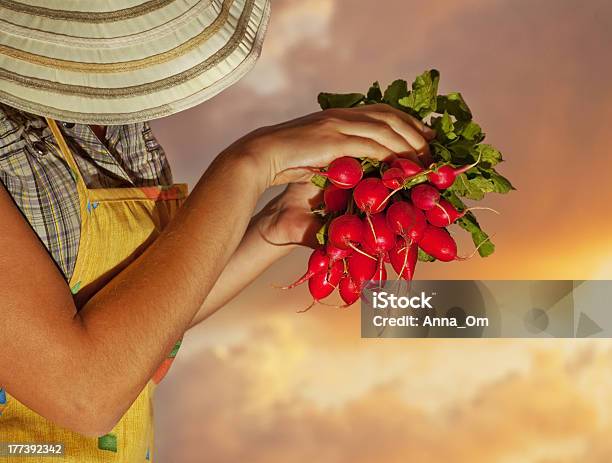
[
  {"left": 391, "top": 158, "right": 423, "bottom": 177},
  {"left": 353, "top": 178, "right": 390, "bottom": 214},
  {"left": 372, "top": 258, "right": 388, "bottom": 282},
  {"left": 362, "top": 241, "right": 391, "bottom": 263},
  {"left": 324, "top": 184, "right": 351, "bottom": 213},
  {"left": 339, "top": 275, "right": 361, "bottom": 306},
  {"left": 382, "top": 167, "right": 406, "bottom": 189},
  {"left": 389, "top": 237, "right": 418, "bottom": 280},
  {"left": 411, "top": 184, "right": 441, "bottom": 211},
  {"left": 427, "top": 154, "right": 481, "bottom": 190},
  {"left": 363, "top": 213, "right": 396, "bottom": 254},
  {"left": 425, "top": 199, "right": 460, "bottom": 226},
  {"left": 362, "top": 240, "right": 390, "bottom": 263},
  {"left": 386, "top": 201, "right": 427, "bottom": 243},
  {"left": 326, "top": 243, "right": 352, "bottom": 262},
  {"left": 313, "top": 156, "right": 363, "bottom": 189},
  {"left": 299, "top": 259, "right": 344, "bottom": 312},
  {"left": 361, "top": 213, "right": 395, "bottom": 288},
  {"left": 347, "top": 251, "right": 377, "bottom": 285},
  {"left": 328, "top": 214, "right": 365, "bottom": 251},
  {"left": 425, "top": 199, "right": 499, "bottom": 227},
  {"left": 281, "top": 248, "right": 329, "bottom": 289},
  {"left": 419, "top": 225, "right": 457, "bottom": 262}
]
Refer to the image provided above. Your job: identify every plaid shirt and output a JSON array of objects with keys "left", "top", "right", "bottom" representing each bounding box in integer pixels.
[{"left": 0, "top": 103, "right": 173, "bottom": 281}]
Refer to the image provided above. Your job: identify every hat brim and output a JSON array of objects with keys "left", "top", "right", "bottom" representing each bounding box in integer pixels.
[{"left": 0, "top": 0, "right": 270, "bottom": 124}]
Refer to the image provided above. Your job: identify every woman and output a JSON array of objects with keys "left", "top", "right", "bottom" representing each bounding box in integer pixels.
[{"left": 0, "top": 1, "right": 432, "bottom": 461}]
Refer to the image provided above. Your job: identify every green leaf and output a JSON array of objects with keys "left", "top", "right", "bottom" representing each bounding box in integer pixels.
[
  {"left": 456, "top": 121, "right": 483, "bottom": 141},
  {"left": 474, "top": 144, "right": 503, "bottom": 166},
  {"left": 403, "top": 172, "right": 429, "bottom": 189},
  {"left": 361, "top": 157, "right": 380, "bottom": 174},
  {"left": 442, "top": 191, "right": 495, "bottom": 257},
  {"left": 398, "top": 69, "right": 440, "bottom": 117},
  {"left": 442, "top": 189, "right": 467, "bottom": 211},
  {"left": 367, "top": 82, "right": 383, "bottom": 102},
  {"left": 440, "top": 111, "right": 457, "bottom": 140},
  {"left": 448, "top": 139, "right": 477, "bottom": 163},
  {"left": 432, "top": 111, "right": 457, "bottom": 142},
  {"left": 310, "top": 174, "right": 328, "bottom": 189},
  {"left": 318, "top": 92, "right": 365, "bottom": 110},
  {"left": 431, "top": 141, "right": 452, "bottom": 162},
  {"left": 436, "top": 92, "right": 472, "bottom": 122},
  {"left": 457, "top": 214, "right": 495, "bottom": 257},
  {"left": 383, "top": 79, "right": 409, "bottom": 109},
  {"left": 490, "top": 171, "right": 515, "bottom": 193},
  {"left": 315, "top": 221, "right": 329, "bottom": 246},
  {"left": 451, "top": 173, "right": 486, "bottom": 200},
  {"left": 418, "top": 248, "right": 436, "bottom": 262}
]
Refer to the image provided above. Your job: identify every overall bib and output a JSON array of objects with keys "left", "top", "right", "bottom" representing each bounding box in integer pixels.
[{"left": 0, "top": 119, "right": 188, "bottom": 462}]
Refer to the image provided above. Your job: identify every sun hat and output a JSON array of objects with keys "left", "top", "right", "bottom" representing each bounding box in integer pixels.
[{"left": 0, "top": 0, "right": 270, "bottom": 124}]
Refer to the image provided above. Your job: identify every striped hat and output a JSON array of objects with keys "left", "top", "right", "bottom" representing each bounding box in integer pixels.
[{"left": 0, "top": 0, "right": 270, "bottom": 124}]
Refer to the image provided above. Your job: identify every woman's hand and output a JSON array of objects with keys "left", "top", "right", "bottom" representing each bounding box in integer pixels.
[
  {"left": 256, "top": 182, "right": 324, "bottom": 248},
  {"left": 227, "top": 104, "right": 435, "bottom": 190}
]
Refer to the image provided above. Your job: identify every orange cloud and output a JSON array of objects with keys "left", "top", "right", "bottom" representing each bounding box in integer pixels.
[
  {"left": 156, "top": 321, "right": 612, "bottom": 462},
  {"left": 151, "top": 1, "right": 612, "bottom": 460}
]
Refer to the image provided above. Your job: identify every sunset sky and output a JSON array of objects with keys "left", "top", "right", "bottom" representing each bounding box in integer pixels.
[{"left": 150, "top": 1, "right": 612, "bottom": 461}]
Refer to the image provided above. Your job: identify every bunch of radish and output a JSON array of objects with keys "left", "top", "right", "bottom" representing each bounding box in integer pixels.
[{"left": 282, "top": 70, "right": 513, "bottom": 311}]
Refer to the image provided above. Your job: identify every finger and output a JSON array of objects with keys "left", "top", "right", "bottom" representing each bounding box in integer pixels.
[
  {"left": 336, "top": 134, "right": 394, "bottom": 162},
  {"left": 356, "top": 104, "right": 436, "bottom": 141},
  {"left": 359, "top": 110, "right": 430, "bottom": 154},
  {"left": 377, "top": 104, "right": 436, "bottom": 140},
  {"left": 335, "top": 120, "right": 416, "bottom": 155},
  {"left": 285, "top": 181, "right": 323, "bottom": 207}
]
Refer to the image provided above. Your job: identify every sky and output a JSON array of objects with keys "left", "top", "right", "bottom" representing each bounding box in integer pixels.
[{"left": 150, "top": 0, "right": 612, "bottom": 461}]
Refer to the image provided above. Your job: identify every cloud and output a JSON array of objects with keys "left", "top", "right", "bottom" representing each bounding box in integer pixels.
[
  {"left": 149, "top": 2, "right": 612, "bottom": 458},
  {"left": 241, "top": 0, "right": 335, "bottom": 95},
  {"left": 155, "top": 319, "right": 612, "bottom": 462}
]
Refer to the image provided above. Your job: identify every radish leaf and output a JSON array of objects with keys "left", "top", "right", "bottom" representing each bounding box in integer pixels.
[
  {"left": 490, "top": 172, "right": 515, "bottom": 193},
  {"left": 367, "top": 82, "right": 383, "bottom": 102},
  {"left": 311, "top": 174, "right": 328, "bottom": 189},
  {"left": 431, "top": 141, "right": 452, "bottom": 162},
  {"left": 318, "top": 92, "right": 365, "bottom": 109},
  {"left": 315, "top": 221, "right": 329, "bottom": 245},
  {"left": 399, "top": 69, "right": 440, "bottom": 117},
  {"left": 456, "top": 121, "right": 483, "bottom": 141},
  {"left": 418, "top": 248, "right": 436, "bottom": 262},
  {"left": 436, "top": 92, "right": 472, "bottom": 122},
  {"left": 474, "top": 144, "right": 503, "bottom": 166},
  {"left": 383, "top": 79, "right": 409, "bottom": 110},
  {"left": 457, "top": 214, "right": 495, "bottom": 257}
]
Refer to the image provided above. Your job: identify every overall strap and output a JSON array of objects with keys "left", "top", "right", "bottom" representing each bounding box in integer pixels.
[{"left": 45, "top": 118, "right": 89, "bottom": 202}]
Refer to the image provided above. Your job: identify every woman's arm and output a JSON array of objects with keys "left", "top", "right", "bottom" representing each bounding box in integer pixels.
[
  {"left": 0, "top": 151, "right": 260, "bottom": 436},
  {"left": 189, "top": 182, "right": 321, "bottom": 327},
  {"left": 0, "top": 104, "right": 431, "bottom": 436}
]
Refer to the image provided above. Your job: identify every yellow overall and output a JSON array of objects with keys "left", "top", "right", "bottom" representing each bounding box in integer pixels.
[{"left": 0, "top": 119, "right": 188, "bottom": 462}]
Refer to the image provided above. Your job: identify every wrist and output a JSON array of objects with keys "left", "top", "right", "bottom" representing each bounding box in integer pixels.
[
  {"left": 221, "top": 131, "right": 275, "bottom": 194},
  {"left": 252, "top": 211, "right": 298, "bottom": 256}
]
